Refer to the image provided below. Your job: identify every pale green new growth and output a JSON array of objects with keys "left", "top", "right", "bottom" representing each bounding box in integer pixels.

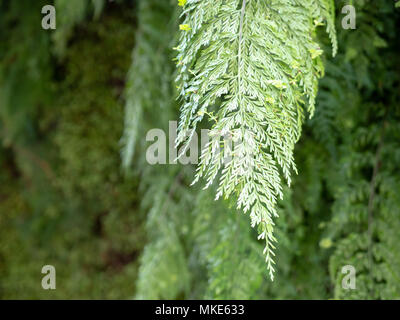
[{"left": 175, "top": 0, "right": 336, "bottom": 280}]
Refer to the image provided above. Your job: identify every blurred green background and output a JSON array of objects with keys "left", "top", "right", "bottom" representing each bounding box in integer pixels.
[
  {"left": 0, "top": 0, "right": 145, "bottom": 299},
  {"left": 1, "top": 0, "right": 400, "bottom": 299}
]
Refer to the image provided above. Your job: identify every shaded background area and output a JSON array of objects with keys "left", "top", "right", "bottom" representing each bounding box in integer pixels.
[
  {"left": 0, "top": 0, "right": 145, "bottom": 299},
  {"left": 1, "top": 0, "right": 400, "bottom": 299}
]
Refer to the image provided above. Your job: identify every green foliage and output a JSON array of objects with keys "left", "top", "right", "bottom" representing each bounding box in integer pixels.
[
  {"left": 0, "top": 2, "right": 145, "bottom": 299},
  {"left": 0, "top": 0, "right": 53, "bottom": 145},
  {"left": 315, "top": 0, "right": 400, "bottom": 299},
  {"left": 130, "top": 0, "right": 400, "bottom": 299},
  {"left": 121, "top": 0, "right": 179, "bottom": 168},
  {"left": 123, "top": 0, "right": 268, "bottom": 299},
  {"left": 175, "top": 0, "right": 336, "bottom": 279},
  {"left": 1, "top": 0, "right": 400, "bottom": 300},
  {"left": 194, "top": 194, "right": 265, "bottom": 299},
  {"left": 53, "top": 0, "right": 112, "bottom": 56}
]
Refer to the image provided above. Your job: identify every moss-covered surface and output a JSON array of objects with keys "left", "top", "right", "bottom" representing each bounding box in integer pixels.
[{"left": 0, "top": 7, "right": 145, "bottom": 299}]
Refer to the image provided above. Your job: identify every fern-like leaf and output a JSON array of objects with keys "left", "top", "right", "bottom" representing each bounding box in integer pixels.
[{"left": 175, "top": 0, "right": 336, "bottom": 280}]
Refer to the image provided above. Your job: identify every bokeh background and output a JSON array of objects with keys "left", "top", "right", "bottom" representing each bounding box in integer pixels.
[{"left": 0, "top": 0, "right": 399, "bottom": 299}]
